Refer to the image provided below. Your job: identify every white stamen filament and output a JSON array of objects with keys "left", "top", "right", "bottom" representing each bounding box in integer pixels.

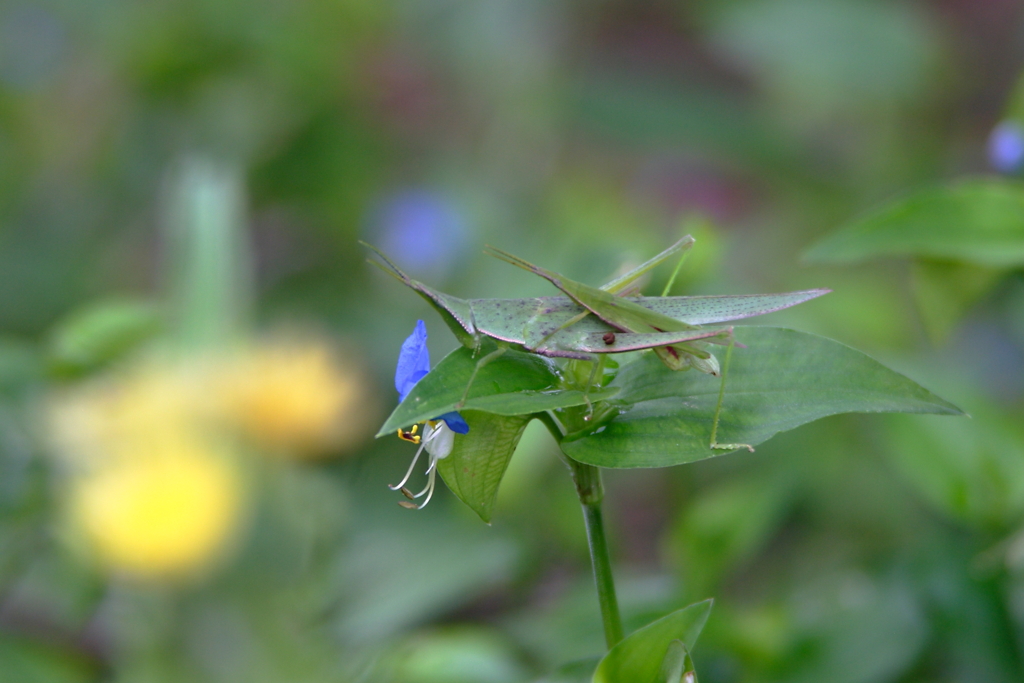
[
  {"left": 389, "top": 437, "right": 428, "bottom": 491},
  {"left": 415, "top": 467, "right": 438, "bottom": 509},
  {"left": 391, "top": 421, "right": 455, "bottom": 509}
]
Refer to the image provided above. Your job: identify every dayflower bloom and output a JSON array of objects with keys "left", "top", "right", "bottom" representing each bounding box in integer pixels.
[
  {"left": 371, "top": 189, "right": 468, "bottom": 280},
  {"left": 988, "top": 120, "right": 1024, "bottom": 174},
  {"left": 389, "top": 320, "right": 469, "bottom": 509}
]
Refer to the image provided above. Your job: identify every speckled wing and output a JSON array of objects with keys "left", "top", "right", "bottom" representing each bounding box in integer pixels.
[{"left": 466, "top": 289, "right": 829, "bottom": 357}]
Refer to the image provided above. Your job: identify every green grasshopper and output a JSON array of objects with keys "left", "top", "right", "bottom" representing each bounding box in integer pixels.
[
  {"left": 364, "top": 238, "right": 828, "bottom": 450},
  {"left": 483, "top": 244, "right": 762, "bottom": 449}
]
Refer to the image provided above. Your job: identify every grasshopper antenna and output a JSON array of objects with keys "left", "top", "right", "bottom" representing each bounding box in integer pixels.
[{"left": 360, "top": 240, "right": 415, "bottom": 285}]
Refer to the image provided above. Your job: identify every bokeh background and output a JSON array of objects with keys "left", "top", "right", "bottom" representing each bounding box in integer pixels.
[{"left": 1, "top": 1, "right": 1024, "bottom": 681}]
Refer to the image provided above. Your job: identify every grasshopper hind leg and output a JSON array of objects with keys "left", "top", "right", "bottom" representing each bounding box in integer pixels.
[
  {"left": 580, "top": 355, "right": 606, "bottom": 420},
  {"left": 709, "top": 335, "right": 754, "bottom": 453},
  {"left": 456, "top": 344, "right": 508, "bottom": 409}
]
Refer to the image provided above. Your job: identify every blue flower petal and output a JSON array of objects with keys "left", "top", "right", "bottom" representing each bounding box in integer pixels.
[
  {"left": 437, "top": 412, "right": 470, "bottom": 434},
  {"left": 396, "top": 320, "right": 431, "bottom": 402}
]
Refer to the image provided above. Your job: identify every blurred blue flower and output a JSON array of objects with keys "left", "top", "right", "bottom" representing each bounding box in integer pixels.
[
  {"left": 391, "top": 320, "right": 468, "bottom": 509},
  {"left": 987, "top": 121, "right": 1024, "bottom": 174},
  {"left": 371, "top": 190, "right": 468, "bottom": 279}
]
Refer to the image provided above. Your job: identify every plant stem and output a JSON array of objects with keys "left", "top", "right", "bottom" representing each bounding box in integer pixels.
[
  {"left": 568, "top": 459, "right": 624, "bottom": 649},
  {"left": 538, "top": 412, "right": 625, "bottom": 649}
]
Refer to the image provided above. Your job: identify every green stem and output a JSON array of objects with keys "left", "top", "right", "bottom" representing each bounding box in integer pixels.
[
  {"left": 538, "top": 412, "right": 624, "bottom": 649},
  {"left": 569, "top": 459, "right": 624, "bottom": 649}
]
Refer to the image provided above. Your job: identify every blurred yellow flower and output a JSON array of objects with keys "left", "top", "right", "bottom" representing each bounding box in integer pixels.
[
  {"left": 49, "top": 362, "right": 210, "bottom": 466},
  {"left": 217, "top": 338, "right": 373, "bottom": 455},
  {"left": 71, "top": 441, "right": 244, "bottom": 579},
  {"left": 47, "top": 334, "right": 368, "bottom": 579}
]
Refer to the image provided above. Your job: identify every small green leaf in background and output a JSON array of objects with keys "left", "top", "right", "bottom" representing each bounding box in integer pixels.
[
  {"left": 0, "top": 636, "right": 98, "bottom": 683},
  {"left": 0, "top": 338, "right": 42, "bottom": 397},
  {"left": 803, "top": 178, "right": 1024, "bottom": 266},
  {"left": 437, "top": 411, "right": 531, "bottom": 523},
  {"left": 378, "top": 343, "right": 617, "bottom": 435},
  {"left": 47, "top": 298, "right": 162, "bottom": 376},
  {"left": 535, "top": 658, "right": 603, "bottom": 683},
  {"left": 666, "top": 475, "right": 792, "bottom": 599},
  {"left": 781, "top": 572, "right": 927, "bottom": 683},
  {"left": 910, "top": 259, "right": 1006, "bottom": 342},
  {"left": 882, "top": 407, "right": 1024, "bottom": 527},
  {"left": 658, "top": 640, "right": 696, "bottom": 683},
  {"left": 386, "top": 627, "right": 528, "bottom": 683},
  {"left": 561, "top": 327, "right": 963, "bottom": 468},
  {"left": 592, "top": 599, "right": 712, "bottom": 683},
  {"left": 334, "top": 512, "right": 519, "bottom": 644}
]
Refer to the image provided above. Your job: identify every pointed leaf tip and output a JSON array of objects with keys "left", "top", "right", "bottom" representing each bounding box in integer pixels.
[{"left": 563, "top": 327, "right": 964, "bottom": 469}]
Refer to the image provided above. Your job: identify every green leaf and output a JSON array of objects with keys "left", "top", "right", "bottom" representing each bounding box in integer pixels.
[
  {"left": 437, "top": 411, "right": 531, "bottom": 523},
  {"left": 910, "top": 259, "right": 1006, "bottom": 343},
  {"left": 561, "top": 327, "right": 963, "bottom": 468},
  {"left": 0, "top": 635, "right": 97, "bottom": 683},
  {"left": 537, "top": 659, "right": 603, "bottom": 683},
  {"left": 377, "top": 344, "right": 617, "bottom": 436},
  {"left": 882, "top": 407, "right": 1024, "bottom": 526},
  {"left": 592, "top": 600, "right": 712, "bottom": 683},
  {"left": 803, "top": 178, "right": 1024, "bottom": 266},
  {"left": 47, "top": 298, "right": 162, "bottom": 376},
  {"left": 658, "top": 640, "right": 696, "bottom": 683}
]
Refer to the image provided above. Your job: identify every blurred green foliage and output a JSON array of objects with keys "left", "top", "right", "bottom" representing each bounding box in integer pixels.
[{"left": 1, "top": 0, "right": 1023, "bottom": 682}]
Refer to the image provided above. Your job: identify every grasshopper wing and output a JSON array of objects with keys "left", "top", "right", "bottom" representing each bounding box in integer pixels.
[
  {"left": 483, "top": 246, "right": 699, "bottom": 334},
  {"left": 640, "top": 290, "right": 830, "bottom": 325}
]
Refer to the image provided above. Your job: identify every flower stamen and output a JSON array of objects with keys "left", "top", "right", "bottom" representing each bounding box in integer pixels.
[
  {"left": 388, "top": 436, "right": 428, "bottom": 491},
  {"left": 397, "top": 425, "right": 421, "bottom": 444}
]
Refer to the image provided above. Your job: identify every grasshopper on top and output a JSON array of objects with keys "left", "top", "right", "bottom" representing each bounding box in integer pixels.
[{"left": 363, "top": 238, "right": 829, "bottom": 367}]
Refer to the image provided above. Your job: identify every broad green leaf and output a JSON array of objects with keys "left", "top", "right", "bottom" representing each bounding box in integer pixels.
[
  {"left": 48, "top": 298, "right": 162, "bottom": 375},
  {"left": 658, "top": 640, "right": 696, "bottom": 683},
  {"left": 437, "top": 411, "right": 531, "bottom": 523},
  {"left": 561, "top": 327, "right": 963, "bottom": 468},
  {"left": 910, "top": 259, "right": 1006, "bottom": 342},
  {"left": 592, "top": 600, "right": 712, "bottom": 683},
  {"left": 378, "top": 344, "right": 617, "bottom": 436},
  {"left": 804, "top": 178, "right": 1024, "bottom": 266}
]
